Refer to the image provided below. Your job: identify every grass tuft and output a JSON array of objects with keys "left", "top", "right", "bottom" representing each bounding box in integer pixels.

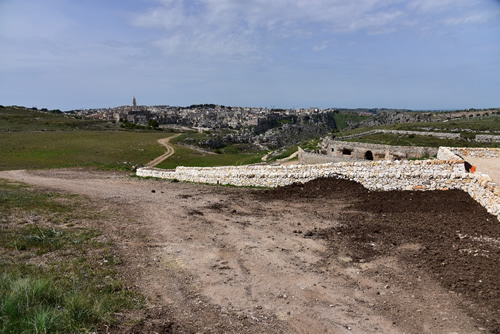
[{"left": 0, "top": 179, "right": 143, "bottom": 333}]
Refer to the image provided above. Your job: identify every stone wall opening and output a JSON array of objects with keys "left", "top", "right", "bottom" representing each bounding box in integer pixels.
[
  {"left": 342, "top": 148, "right": 352, "bottom": 155},
  {"left": 365, "top": 151, "right": 374, "bottom": 161}
]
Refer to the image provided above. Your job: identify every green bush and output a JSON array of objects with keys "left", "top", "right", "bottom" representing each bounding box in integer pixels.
[{"left": 460, "top": 132, "right": 476, "bottom": 140}]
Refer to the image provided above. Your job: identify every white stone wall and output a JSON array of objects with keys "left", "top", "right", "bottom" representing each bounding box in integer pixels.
[
  {"left": 337, "top": 129, "right": 461, "bottom": 140},
  {"left": 137, "top": 149, "right": 500, "bottom": 221},
  {"left": 447, "top": 147, "right": 500, "bottom": 158},
  {"left": 139, "top": 161, "right": 466, "bottom": 189},
  {"left": 299, "top": 149, "right": 358, "bottom": 164},
  {"left": 324, "top": 140, "right": 438, "bottom": 160},
  {"left": 437, "top": 147, "right": 461, "bottom": 160},
  {"left": 476, "top": 135, "right": 500, "bottom": 143}
]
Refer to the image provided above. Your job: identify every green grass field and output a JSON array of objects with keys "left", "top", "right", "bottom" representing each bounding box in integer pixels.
[
  {"left": 267, "top": 145, "right": 299, "bottom": 161},
  {"left": 332, "top": 112, "right": 371, "bottom": 131},
  {"left": 156, "top": 142, "right": 264, "bottom": 169},
  {"left": 0, "top": 106, "right": 171, "bottom": 171},
  {"left": 337, "top": 114, "right": 500, "bottom": 148},
  {"left": 338, "top": 114, "right": 500, "bottom": 138},
  {"left": 344, "top": 132, "right": 499, "bottom": 148},
  {"left": 0, "top": 179, "right": 142, "bottom": 333},
  {"left": 0, "top": 131, "right": 168, "bottom": 171},
  {"left": 0, "top": 106, "right": 114, "bottom": 132},
  {"left": 387, "top": 114, "right": 500, "bottom": 133},
  {"left": 153, "top": 132, "right": 265, "bottom": 169},
  {"left": 0, "top": 107, "right": 269, "bottom": 171}
]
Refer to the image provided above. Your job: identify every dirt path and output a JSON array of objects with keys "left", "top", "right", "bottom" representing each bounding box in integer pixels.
[
  {"left": 262, "top": 150, "right": 299, "bottom": 163},
  {"left": 465, "top": 157, "right": 500, "bottom": 184},
  {"left": 145, "top": 134, "right": 181, "bottom": 167},
  {"left": 0, "top": 169, "right": 498, "bottom": 333},
  {"left": 277, "top": 151, "right": 299, "bottom": 163}
]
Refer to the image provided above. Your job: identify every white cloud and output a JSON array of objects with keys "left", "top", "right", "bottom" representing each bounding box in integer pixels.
[
  {"left": 132, "top": 0, "right": 261, "bottom": 60},
  {"left": 406, "top": 0, "right": 499, "bottom": 28},
  {"left": 130, "top": 0, "right": 420, "bottom": 61},
  {"left": 132, "top": 3, "right": 194, "bottom": 29},
  {"left": 132, "top": 0, "right": 496, "bottom": 61},
  {"left": 443, "top": 11, "right": 498, "bottom": 26},
  {"left": 153, "top": 31, "right": 257, "bottom": 60}
]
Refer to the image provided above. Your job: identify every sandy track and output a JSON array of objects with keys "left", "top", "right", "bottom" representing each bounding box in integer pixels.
[
  {"left": 145, "top": 134, "right": 181, "bottom": 167},
  {"left": 261, "top": 150, "right": 299, "bottom": 163},
  {"left": 465, "top": 156, "right": 500, "bottom": 184},
  {"left": 0, "top": 169, "right": 495, "bottom": 333}
]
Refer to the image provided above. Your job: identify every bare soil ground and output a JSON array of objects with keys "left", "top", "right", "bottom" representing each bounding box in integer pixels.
[{"left": 0, "top": 169, "right": 498, "bottom": 334}]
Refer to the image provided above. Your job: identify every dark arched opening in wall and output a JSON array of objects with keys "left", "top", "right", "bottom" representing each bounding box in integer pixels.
[
  {"left": 342, "top": 148, "right": 352, "bottom": 155},
  {"left": 365, "top": 151, "right": 374, "bottom": 161}
]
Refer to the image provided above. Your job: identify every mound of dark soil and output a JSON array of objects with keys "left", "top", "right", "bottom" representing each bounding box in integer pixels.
[
  {"left": 262, "top": 177, "right": 500, "bottom": 333},
  {"left": 259, "top": 177, "right": 368, "bottom": 200}
]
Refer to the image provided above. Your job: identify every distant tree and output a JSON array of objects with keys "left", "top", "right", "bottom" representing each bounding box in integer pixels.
[
  {"left": 148, "top": 119, "right": 159, "bottom": 129},
  {"left": 460, "top": 132, "right": 476, "bottom": 140},
  {"left": 188, "top": 104, "right": 216, "bottom": 109}
]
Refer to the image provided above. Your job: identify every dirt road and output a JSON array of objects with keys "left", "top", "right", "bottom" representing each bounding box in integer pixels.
[
  {"left": 0, "top": 169, "right": 498, "bottom": 333},
  {"left": 145, "top": 134, "right": 181, "bottom": 167},
  {"left": 465, "top": 157, "right": 500, "bottom": 185}
]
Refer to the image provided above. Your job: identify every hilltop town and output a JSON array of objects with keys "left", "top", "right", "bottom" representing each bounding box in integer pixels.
[
  {"left": 62, "top": 100, "right": 500, "bottom": 154},
  {"left": 68, "top": 98, "right": 499, "bottom": 131},
  {"left": 69, "top": 100, "right": 372, "bottom": 130}
]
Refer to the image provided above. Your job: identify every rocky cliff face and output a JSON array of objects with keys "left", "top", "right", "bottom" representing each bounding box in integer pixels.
[
  {"left": 255, "top": 113, "right": 337, "bottom": 148},
  {"left": 258, "top": 123, "right": 333, "bottom": 148},
  {"left": 187, "top": 113, "right": 338, "bottom": 151},
  {"left": 357, "top": 109, "right": 499, "bottom": 128},
  {"left": 357, "top": 111, "right": 433, "bottom": 128}
]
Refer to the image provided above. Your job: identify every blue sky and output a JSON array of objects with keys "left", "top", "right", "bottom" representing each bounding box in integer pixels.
[{"left": 0, "top": 0, "right": 499, "bottom": 111}]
